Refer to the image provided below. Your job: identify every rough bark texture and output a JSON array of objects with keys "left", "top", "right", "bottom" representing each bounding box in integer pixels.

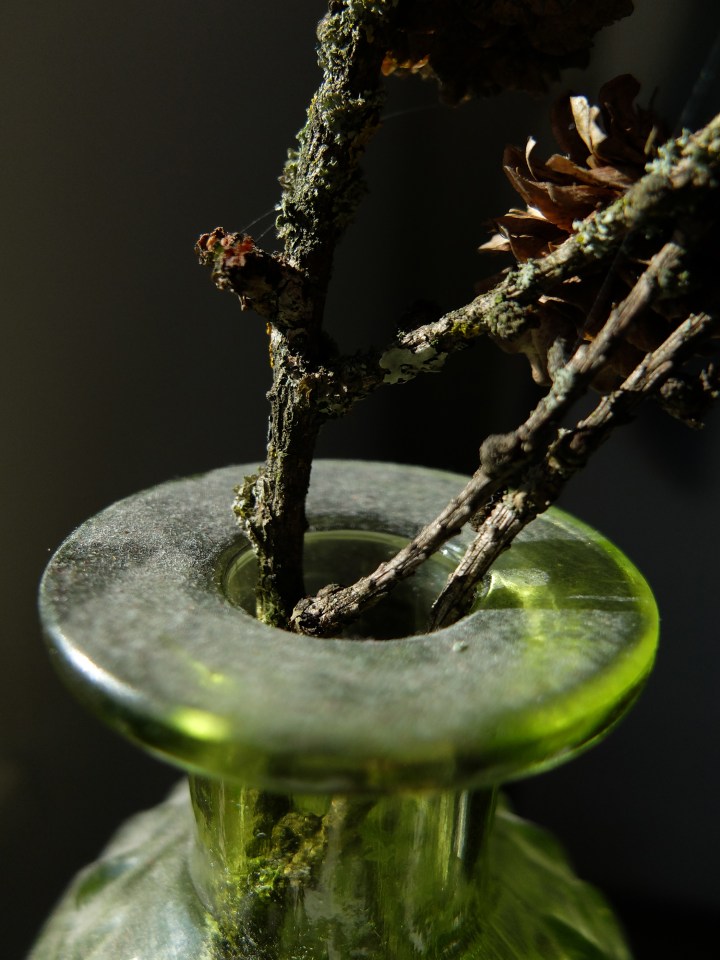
[
  {"left": 198, "top": 0, "right": 720, "bottom": 635},
  {"left": 212, "top": 1, "right": 401, "bottom": 625},
  {"left": 291, "top": 234, "right": 718, "bottom": 637}
]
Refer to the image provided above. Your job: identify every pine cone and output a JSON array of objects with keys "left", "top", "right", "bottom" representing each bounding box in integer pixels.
[
  {"left": 383, "top": 0, "right": 634, "bottom": 103},
  {"left": 481, "top": 75, "right": 672, "bottom": 390}
]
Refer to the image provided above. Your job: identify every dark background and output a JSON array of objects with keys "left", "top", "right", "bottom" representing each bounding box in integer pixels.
[{"left": 2, "top": 2, "right": 719, "bottom": 957}]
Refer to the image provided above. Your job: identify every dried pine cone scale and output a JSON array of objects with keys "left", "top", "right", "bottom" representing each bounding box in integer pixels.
[
  {"left": 481, "top": 74, "right": 675, "bottom": 389},
  {"left": 502, "top": 141, "right": 621, "bottom": 231}
]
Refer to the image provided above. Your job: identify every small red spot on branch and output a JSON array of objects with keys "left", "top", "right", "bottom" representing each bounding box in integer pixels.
[{"left": 221, "top": 234, "right": 256, "bottom": 269}]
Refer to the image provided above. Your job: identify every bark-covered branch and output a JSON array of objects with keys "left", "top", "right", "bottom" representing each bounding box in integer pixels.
[
  {"left": 319, "top": 115, "right": 720, "bottom": 408},
  {"left": 289, "top": 238, "right": 697, "bottom": 637},
  {"left": 276, "top": 2, "right": 396, "bottom": 282},
  {"left": 429, "top": 308, "right": 719, "bottom": 628},
  {"left": 288, "top": 110, "right": 720, "bottom": 638},
  {"left": 198, "top": 113, "right": 720, "bottom": 424},
  {"left": 205, "top": 2, "right": 401, "bottom": 625},
  {"left": 197, "top": 0, "right": 720, "bottom": 635},
  {"left": 196, "top": 229, "right": 314, "bottom": 331}
]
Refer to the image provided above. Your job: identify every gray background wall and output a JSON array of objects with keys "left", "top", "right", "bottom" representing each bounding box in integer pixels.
[{"left": 2, "top": 2, "right": 719, "bottom": 957}]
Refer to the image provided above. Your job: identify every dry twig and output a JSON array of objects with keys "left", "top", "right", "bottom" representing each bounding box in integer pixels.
[
  {"left": 430, "top": 309, "right": 719, "bottom": 627},
  {"left": 197, "top": 0, "right": 720, "bottom": 635},
  {"left": 291, "top": 239, "right": 711, "bottom": 637}
]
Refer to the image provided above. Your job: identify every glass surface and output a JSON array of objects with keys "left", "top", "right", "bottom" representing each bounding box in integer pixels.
[
  {"left": 30, "top": 781, "right": 632, "bottom": 960},
  {"left": 38, "top": 461, "right": 659, "bottom": 791},
  {"left": 224, "top": 529, "right": 466, "bottom": 639},
  {"left": 33, "top": 463, "right": 651, "bottom": 959}
]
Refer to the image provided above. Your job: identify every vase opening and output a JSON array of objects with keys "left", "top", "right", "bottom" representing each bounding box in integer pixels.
[{"left": 221, "top": 529, "right": 475, "bottom": 640}]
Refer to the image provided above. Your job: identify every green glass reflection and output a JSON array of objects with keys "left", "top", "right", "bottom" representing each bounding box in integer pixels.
[
  {"left": 30, "top": 781, "right": 632, "bottom": 959},
  {"left": 41, "top": 516, "right": 657, "bottom": 791},
  {"left": 224, "top": 529, "right": 463, "bottom": 639},
  {"left": 34, "top": 465, "right": 653, "bottom": 958}
]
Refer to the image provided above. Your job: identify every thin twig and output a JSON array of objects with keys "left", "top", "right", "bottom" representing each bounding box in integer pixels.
[
  {"left": 200, "top": 116, "right": 720, "bottom": 422},
  {"left": 198, "top": 12, "right": 720, "bottom": 632},
  {"left": 429, "top": 309, "right": 719, "bottom": 628},
  {"left": 319, "top": 115, "right": 720, "bottom": 408},
  {"left": 290, "top": 240, "right": 689, "bottom": 637}
]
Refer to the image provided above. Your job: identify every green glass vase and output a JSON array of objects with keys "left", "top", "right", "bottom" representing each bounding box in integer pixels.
[{"left": 31, "top": 461, "right": 658, "bottom": 959}]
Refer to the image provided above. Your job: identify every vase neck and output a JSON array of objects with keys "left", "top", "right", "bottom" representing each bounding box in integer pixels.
[{"left": 189, "top": 776, "right": 496, "bottom": 959}]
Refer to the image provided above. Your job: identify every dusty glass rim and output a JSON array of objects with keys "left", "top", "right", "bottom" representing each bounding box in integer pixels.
[{"left": 38, "top": 460, "right": 659, "bottom": 793}]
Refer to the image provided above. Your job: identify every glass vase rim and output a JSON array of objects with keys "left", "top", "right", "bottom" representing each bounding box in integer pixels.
[{"left": 38, "top": 459, "right": 658, "bottom": 793}]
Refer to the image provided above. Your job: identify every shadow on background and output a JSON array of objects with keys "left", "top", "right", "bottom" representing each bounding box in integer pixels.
[{"left": 2, "top": 2, "right": 719, "bottom": 956}]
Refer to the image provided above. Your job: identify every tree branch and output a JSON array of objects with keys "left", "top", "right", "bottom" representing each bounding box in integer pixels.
[
  {"left": 195, "top": 229, "right": 313, "bottom": 331},
  {"left": 293, "top": 120, "right": 720, "bottom": 646},
  {"left": 289, "top": 238, "right": 693, "bottom": 637},
  {"left": 213, "top": 2, "right": 401, "bottom": 625},
  {"left": 429, "top": 308, "right": 719, "bottom": 628},
  {"left": 320, "top": 114, "right": 720, "bottom": 408},
  {"left": 198, "top": 4, "right": 720, "bottom": 634}
]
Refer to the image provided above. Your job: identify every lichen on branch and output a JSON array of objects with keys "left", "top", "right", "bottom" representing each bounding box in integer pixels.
[
  {"left": 198, "top": 0, "right": 720, "bottom": 638},
  {"left": 276, "top": 0, "right": 400, "bottom": 282},
  {"left": 308, "top": 113, "right": 720, "bottom": 421},
  {"left": 291, "top": 235, "right": 717, "bottom": 638},
  {"left": 199, "top": 1, "right": 403, "bottom": 626},
  {"left": 289, "top": 107, "right": 720, "bottom": 636}
]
